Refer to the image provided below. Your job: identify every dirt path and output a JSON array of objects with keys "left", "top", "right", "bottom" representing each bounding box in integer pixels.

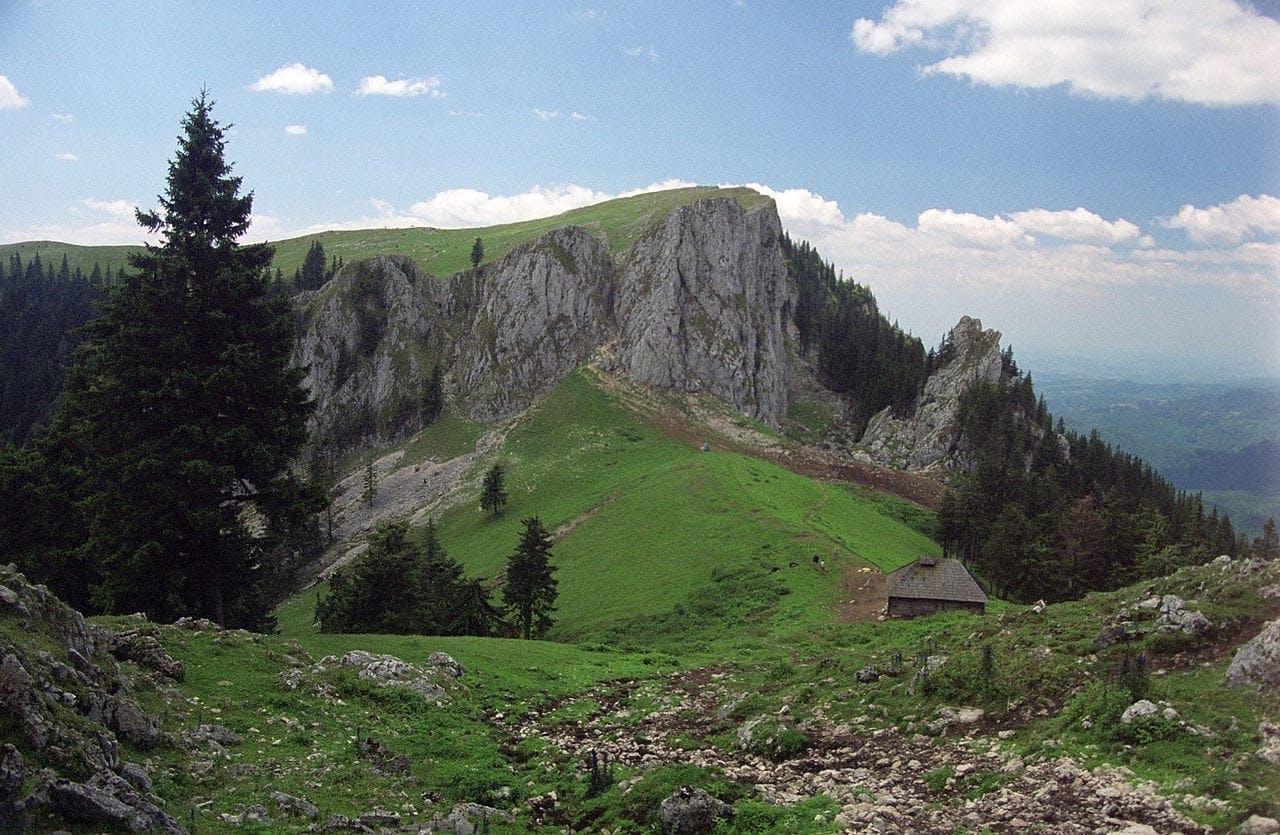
[
  {"left": 594, "top": 368, "right": 945, "bottom": 511},
  {"left": 500, "top": 668, "right": 1209, "bottom": 834},
  {"left": 834, "top": 557, "right": 886, "bottom": 623}
]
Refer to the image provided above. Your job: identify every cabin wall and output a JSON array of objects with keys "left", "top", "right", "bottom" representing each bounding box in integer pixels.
[{"left": 887, "top": 597, "right": 985, "bottom": 618}]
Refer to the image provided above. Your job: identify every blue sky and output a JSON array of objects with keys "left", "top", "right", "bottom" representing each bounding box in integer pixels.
[{"left": 1, "top": 1, "right": 1278, "bottom": 378}]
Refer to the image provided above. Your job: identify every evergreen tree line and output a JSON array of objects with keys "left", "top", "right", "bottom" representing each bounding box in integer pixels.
[
  {"left": 781, "top": 233, "right": 927, "bottom": 430},
  {"left": 939, "top": 371, "right": 1276, "bottom": 603},
  {"left": 0, "top": 254, "right": 121, "bottom": 444},
  {"left": 0, "top": 94, "right": 324, "bottom": 629},
  {"left": 317, "top": 514, "right": 557, "bottom": 640}
]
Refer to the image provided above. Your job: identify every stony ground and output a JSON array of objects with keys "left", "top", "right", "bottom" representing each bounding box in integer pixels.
[{"left": 498, "top": 667, "right": 1212, "bottom": 834}]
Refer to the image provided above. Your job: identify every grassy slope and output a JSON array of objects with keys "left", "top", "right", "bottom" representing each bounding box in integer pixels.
[
  {"left": 0, "top": 185, "right": 771, "bottom": 282},
  {"left": 279, "top": 370, "right": 939, "bottom": 650}
]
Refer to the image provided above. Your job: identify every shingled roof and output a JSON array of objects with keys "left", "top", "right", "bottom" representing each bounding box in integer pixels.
[{"left": 886, "top": 556, "right": 988, "bottom": 604}]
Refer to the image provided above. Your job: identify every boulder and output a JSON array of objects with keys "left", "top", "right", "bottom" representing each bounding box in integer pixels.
[
  {"left": 105, "top": 697, "right": 162, "bottom": 748},
  {"left": 428, "top": 651, "right": 464, "bottom": 678},
  {"left": 107, "top": 630, "right": 185, "bottom": 681},
  {"left": 658, "top": 786, "right": 734, "bottom": 834},
  {"left": 1157, "top": 595, "right": 1212, "bottom": 636},
  {"left": 1226, "top": 619, "right": 1280, "bottom": 689},
  {"left": 1120, "top": 700, "right": 1158, "bottom": 724},
  {"left": 855, "top": 665, "right": 880, "bottom": 683},
  {"left": 1238, "top": 814, "right": 1280, "bottom": 834},
  {"left": 431, "top": 802, "right": 513, "bottom": 834},
  {"left": 48, "top": 778, "right": 147, "bottom": 832}
]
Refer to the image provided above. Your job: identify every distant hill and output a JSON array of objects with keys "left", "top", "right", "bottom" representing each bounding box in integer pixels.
[
  {"left": 0, "top": 185, "right": 771, "bottom": 283},
  {"left": 1036, "top": 374, "right": 1280, "bottom": 534}
]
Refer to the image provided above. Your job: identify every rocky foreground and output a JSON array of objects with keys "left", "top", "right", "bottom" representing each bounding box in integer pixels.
[
  {"left": 503, "top": 669, "right": 1215, "bottom": 834},
  {"left": 4, "top": 556, "right": 1279, "bottom": 833}
]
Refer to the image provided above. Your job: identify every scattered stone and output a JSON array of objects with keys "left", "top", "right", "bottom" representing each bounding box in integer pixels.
[
  {"left": 1120, "top": 700, "right": 1158, "bottom": 724},
  {"left": 1238, "top": 814, "right": 1280, "bottom": 835},
  {"left": 0, "top": 585, "right": 17, "bottom": 605},
  {"left": 1226, "top": 619, "right": 1280, "bottom": 689},
  {"left": 1095, "top": 623, "right": 1136, "bottom": 649},
  {"left": 855, "top": 665, "right": 880, "bottom": 683},
  {"left": 271, "top": 790, "right": 319, "bottom": 819},
  {"left": 431, "top": 802, "right": 513, "bottom": 834},
  {"left": 658, "top": 786, "right": 734, "bottom": 834},
  {"left": 105, "top": 697, "right": 162, "bottom": 748},
  {"left": 1158, "top": 595, "right": 1213, "bottom": 636},
  {"left": 107, "top": 630, "right": 186, "bottom": 681},
  {"left": 119, "top": 761, "right": 154, "bottom": 794},
  {"left": 1257, "top": 722, "right": 1280, "bottom": 767},
  {"left": 49, "top": 778, "right": 148, "bottom": 832},
  {"left": 427, "top": 651, "right": 464, "bottom": 678}
]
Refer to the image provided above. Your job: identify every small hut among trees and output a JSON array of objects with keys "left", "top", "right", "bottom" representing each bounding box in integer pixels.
[{"left": 886, "top": 556, "right": 987, "bottom": 617}]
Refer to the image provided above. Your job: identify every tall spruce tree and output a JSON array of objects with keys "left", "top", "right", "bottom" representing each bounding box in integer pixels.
[
  {"left": 44, "top": 92, "right": 316, "bottom": 628},
  {"left": 502, "top": 516, "right": 557, "bottom": 639}
]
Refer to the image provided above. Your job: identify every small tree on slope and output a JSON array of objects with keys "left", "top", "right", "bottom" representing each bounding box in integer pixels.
[{"left": 502, "top": 516, "right": 558, "bottom": 639}]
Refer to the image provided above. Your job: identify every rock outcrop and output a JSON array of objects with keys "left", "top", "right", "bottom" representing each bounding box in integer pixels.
[
  {"left": 0, "top": 564, "right": 184, "bottom": 833},
  {"left": 293, "top": 194, "right": 796, "bottom": 444},
  {"left": 615, "top": 197, "right": 792, "bottom": 425},
  {"left": 859, "top": 315, "right": 1004, "bottom": 471},
  {"left": 449, "top": 227, "right": 614, "bottom": 421},
  {"left": 1226, "top": 618, "right": 1280, "bottom": 689}
]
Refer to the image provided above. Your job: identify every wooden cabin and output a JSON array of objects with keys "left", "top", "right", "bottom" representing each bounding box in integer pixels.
[{"left": 886, "top": 556, "right": 987, "bottom": 617}]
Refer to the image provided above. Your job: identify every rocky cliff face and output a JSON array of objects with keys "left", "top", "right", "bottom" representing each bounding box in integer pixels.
[
  {"left": 859, "top": 315, "right": 1004, "bottom": 472},
  {"left": 293, "top": 196, "right": 796, "bottom": 445},
  {"left": 615, "top": 198, "right": 792, "bottom": 425}
]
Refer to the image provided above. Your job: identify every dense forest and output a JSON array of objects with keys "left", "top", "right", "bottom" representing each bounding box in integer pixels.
[
  {"left": 781, "top": 233, "right": 927, "bottom": 430},
  {"left": 938, "top": 370, "right": 1273, "bottom": 603},
  {"left": 0, "top": 253, "right": 108, "bottom": 444}
]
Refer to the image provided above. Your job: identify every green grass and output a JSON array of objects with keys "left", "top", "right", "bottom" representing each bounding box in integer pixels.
[
  {"left": 1, "top": 185, "right": 772, "bottom": 286},
  {"left": 354, "top": 369, "right": 940, "bottom": 650}
]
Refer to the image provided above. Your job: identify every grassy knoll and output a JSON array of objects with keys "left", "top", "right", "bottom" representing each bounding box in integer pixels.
[
  {"left": 268, "top": 186, "right": 771, "bottom": 279},
  {"left": 1, "top": 185, "right": 772, "bottom": 290},
  {"left": 288, "top": 369, "right": 939, "bottom": 652}
]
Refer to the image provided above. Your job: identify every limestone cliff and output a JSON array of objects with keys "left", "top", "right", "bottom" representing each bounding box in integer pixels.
[
  {"left": 293, "top": 196, "right": 796, "bottom": 445},
  {"left": 615, "top": 197, "right": 792, "bottom": 425},
  {"left": 859, "top": 316, "right": 1004, "bottom": 472}
]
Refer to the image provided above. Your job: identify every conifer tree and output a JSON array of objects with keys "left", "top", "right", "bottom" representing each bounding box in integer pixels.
[
  {"left": 502, "top": 516, "right": 557, "bottom": 639},
  {"left": 470, "top": 237, "right": 484, "bottom": 269},
  {"left": 480, "top": 461, "right": 508, "bottom": 517},
  {"left": 43, "top": 92, "right": 316, "bottom": 628},
  {"left": 422, "top": 364, "right": 444, "bottom": 424}
]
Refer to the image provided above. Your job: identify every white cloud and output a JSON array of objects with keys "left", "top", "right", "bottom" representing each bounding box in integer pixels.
[
  {"left": 56, "top": 152, "right": 78, "bottom": 161},
  {"left": 532, "top": 108, "right": 560, "bottom": 121},
  {"left": 355, "top": 75, "right": 445, "bottom": 98},
  {"left": 850, "top": 0, "right": 1280, "bottom": 106},
  {"left": 1162, "top": 194, "right": 1280, "bottom": 244},
  {"left": 1008, "top": 207, "right": 1144, "bottom": 245},
  {"left": 918, "top": 208, "right": 1032, "bottom": 248},
  {"left": 249, "top": 63, "right": 333, "bottom": 95},
  {"left": 284, "top": 124, "right": 307, "bottom": 135},
  {"left": 583, "top": 8, "right": 606, "bottom": 20},
  {"left": 448, "top": 109, "right": 485, "bottom": 118},
  {"left": 51, "top": 113, "right": 74, "bottom": 123},
  {"left": 570, "top": 111, "right": 590, "bottom": 121},
  {"left": 0, "top": 75, "right": 30, "bottom": 109},
  {"left": 81, "top": 198, "right": 136, "bottom": 220},
  {"left": 623, "top": 45, "right": 660, "bottom": 62}
]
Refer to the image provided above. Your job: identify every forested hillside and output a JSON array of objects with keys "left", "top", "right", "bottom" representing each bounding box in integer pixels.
[{"left": 0, "top": 253, "right": 105, "bottom": 444}]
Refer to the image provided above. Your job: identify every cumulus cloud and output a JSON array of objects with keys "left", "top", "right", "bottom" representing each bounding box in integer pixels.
[
  {"left": 51, "top": 113, "right": 74, "bottom": 123},
  {"left": 0, "top": 198, "right": 155, "bottom": 246},
  {"left": 570, "top": 111, "right": 590, "bottom": 121},
  {"left": 850, "top": 0, "right": 1280, "bottom": 106},
  {"left": 1008, "top": 207, "right": 1144, "bottom": 245},
  {"left": 284, "top": 124, "right": 307, "bottom": 135},
  {"left": 249, "top": 63, "right": 333, "bottom": 95},
  {"left": 918, "top": 208, "right": 1032, "bottom": 248},
  {"left": 355, "top": 75, "right": 445, "bottom": 98},
  {"left": 1162, "top": 194, "right": 1280, "bottom": 244},
  {"left": 56, "top": 152, "right": 78, "bottom": 161},
  {"left": 532, "top": 108, "right": 559, "bottom": 121},
  {"left": 0, "top": 75, "right": 30, "bottom": 109}
]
